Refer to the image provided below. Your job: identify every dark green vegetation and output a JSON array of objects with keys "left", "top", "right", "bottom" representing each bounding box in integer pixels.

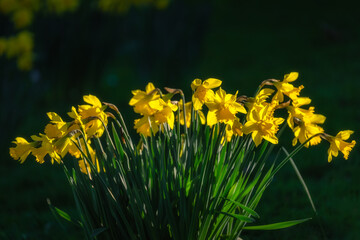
[{"left": 1, "top": 0, "right": 359, "bottom": 239}]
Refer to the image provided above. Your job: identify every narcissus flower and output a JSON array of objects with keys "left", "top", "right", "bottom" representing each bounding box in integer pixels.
[
  {"left": 272, "top": 72, "right": 303, "bottom": 102},
  {"left": 31, "top": 134, "right": 61, "bottom": 164},
  {"left": 191, "top": 78, "right": 222, "bottom": 110},
  {"left": 78, "top": 94, "right": 108, "bottom": 137},
  {"left": 134, "top": 116, "right": 158, "bottom": 137},
  {"left": 9, "top": 137, "right": 37, "bottom": 163},
  {"left": 153, "top": 99, "right": 178, "bottom": 129},
  {"left": 245, "top": 88, "right": 274, "bottom": 112},
  {"left": 206, "top": 88, "right": 247, "bottom": 126},
  {"left": 323, "top": 131, "right": 356, "bottom": 162},
  {"left": 242, "top": 104, "right": 284, "bottom": 147},
  {"left": 129, "top": 82, "right": 162, "bottom": 116},
  {"left": 287, "top": 104, "right": 325, "bottom": 147},
  {"left": 178, "top": 99, "right": 205, "bottom": 128}
]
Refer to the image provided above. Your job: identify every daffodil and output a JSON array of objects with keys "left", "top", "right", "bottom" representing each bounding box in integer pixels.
[
  {"left": 31, "top": 134, "right": 61, "bottom": 164},
  {"left": 9, "top": 137, "right": 37, "bottom": 163},
  {"left": 78, "top": 94, "right": 108, "bottom": 137},
  {"left": 206, "top": 88, "right": 247, "bottom": 127},
  {"left": 134, "top": 115, "right": 158, "bottom": 136},
  {"left": 287, "top": 102, "right": 326, "bottom": 147},
  {"left": 178, "top": 99, "right": 205, "bottom": 128},
  {"left": 191, "top": 78, "right": 222, "bottom": 110},
  {"left": 44, "top": 112, "right": 68, "bottom": 139},
  {"left": 323, "top": 131, "right": 356, "bottom": 162},
  {"left": 153, "top": 99, "right": 178, "bottom": 129},
  {"left": 242, "top": 104, "right": 284, "bottom": 147},
  {"left": 223, "top": 118, "right": 243, "bottom": 142},
  {"left": 129, "top": 82, "right": 162, "bottom": 116},
  {"left": 272, "top": 72, "right": 303, "bottom": 102},
  {"left": 245, "top": 88, "right": 274, "bottom": 112}
]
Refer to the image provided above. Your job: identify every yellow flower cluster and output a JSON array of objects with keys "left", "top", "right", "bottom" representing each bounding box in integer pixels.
[
  {"left": 129, "top": 82, "right": 178, "bottom": 136},
  {"left": 0, "top": 31, "right": 33, "bottom": 70},
  {"left": 131, "top": 73, "right": 356, "bottom": 162},
  {"left": 10, "top": 95, "right": 108, "bottom": 174},
  {"left": 98, "top": 0, "right": 170, "bottom": 14}
]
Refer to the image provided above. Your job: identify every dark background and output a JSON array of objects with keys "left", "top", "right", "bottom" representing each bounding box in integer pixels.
[{"left": 1, "top": 0, "right": 359, "bottom": 239}]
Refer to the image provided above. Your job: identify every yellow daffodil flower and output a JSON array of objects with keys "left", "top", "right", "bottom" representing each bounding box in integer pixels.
[
  {"left": 242, "top": 104, "right": 284, "bottom": 147},
  {"left": 31, "top": 134, "right": 61, "bottom": 164},
  {"left": 9, "top": 137, "right": 37, "bottom": 163},
  {"left": 206, "top": 88, "right": 247, "bottom": 127},
  {"left": 272, "top": 72, "right": 303, "bottom": 102},
  {"left": 78, "top": 94, "right": 108, "bottom": 137},
  {"left": 324, "top": 131, "right": 356, "bottom": 162},
  {"left": 129, "top": 82, "right": 162, "bottom": 116},
  {"left": 134, "top": 115, "right": 158, "bottom": 136},
  {"left": 287, "top": 104, "right": 326, "bottom": 147},
  {"left": 223, "top": 118, "right": 243, "bottom": 142},
  {"left": 178, "top": 99, "right": 205, "bottom": 128},
  {"left": 191, "top": 78, "right": 222, "bottom": 110},
  {"left": 245, "top": 88, "right": 274, "bottom": 112},
  {"left": 153, "top": 99, "right": 178, "bottom": 129}
]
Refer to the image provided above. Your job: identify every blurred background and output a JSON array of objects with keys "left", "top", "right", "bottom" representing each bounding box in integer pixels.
[{"left": 1, "top": 0, "right": 359, "bottom": 239}]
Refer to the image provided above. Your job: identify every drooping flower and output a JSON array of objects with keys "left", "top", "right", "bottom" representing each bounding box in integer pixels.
[
  {"left": 323, "top": 131, "right": 356, "bottom": 162},
  {"left": 272, "top": 72, "right": 303, "bottom": 102},
  {"left": 178, "top": 99, "right": 205, "bottom": 128},
  {"left": 206, "top": 88, "right": 247, "bottom": 127},
  {"left": 78, "top": 94, "right": 108, "bottom": 137},
  {"left": 31, "top": 134, "right": 61, "bottom": 164},
  {"left": 245, "top": 88, "right": 274, "bottom": 112},
  {"left": 129, "top": 82, "right": 162, "bottom": 116},
  {"left": 134, "top": 115, "right": 158, "bottom": 137},
  {"left": 191, "top": 78, "right": 222, "bottom": 110},
  {"left": 153, "top": 99, "right": 178, "bottom": 129},
  {"left": 224, "top": 118, "right": 243, "bottom": 142},
  {"left": 287, "top": 103, "right": 326, "bottom": 147},
  {"left": 9, "top": 137, "right": 37, "bottom": 163},
  {"left": 242, "top": 104, "right": 284, "bottom": 147}
]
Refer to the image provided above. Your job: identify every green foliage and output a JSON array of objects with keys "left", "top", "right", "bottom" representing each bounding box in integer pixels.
[{"left": 51, "top": 105, "right": 313, "bottom": 239}]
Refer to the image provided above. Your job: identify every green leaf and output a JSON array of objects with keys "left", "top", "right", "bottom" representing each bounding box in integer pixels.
[
  {"left": 243, "top": 218, "right": 312, "bottom": 230},
  {"left": 91, "top": 227, "right": 107, "bottom": 238},
  {"left": 218, "top": 211, "right": 254, "bottom": 223},
  {"left": 222, "top": 198, "right": 260, "bottom": 218}
]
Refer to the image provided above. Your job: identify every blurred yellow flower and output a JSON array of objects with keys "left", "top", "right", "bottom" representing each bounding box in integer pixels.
[
  {"left": 206, "top": 88, "right": 246, "bottom": 127},
  {"left": 12, "top": 8, "right": 33, "bottom": 28},
  {"left": 325, "top": 130, "right": 356, "bottom": 162},
  {"left": 191, "top": 78, "right": 222, "bottom": 110}
]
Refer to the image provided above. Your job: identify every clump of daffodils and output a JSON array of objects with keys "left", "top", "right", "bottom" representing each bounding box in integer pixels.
[
  {"left": 128, "top": 73, "right": 356, "bottom": 162},
  {"left": 10, "top": 95, "right": 108, "bottom": 174},
  {"left": 9, "top": 73, "right": 356, "bottom": 239}
]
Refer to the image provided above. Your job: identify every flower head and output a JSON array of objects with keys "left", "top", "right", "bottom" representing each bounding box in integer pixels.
[
  {"left": 206, "top": 88, "right": 247, "bottom": 126},
  {"left": 178, "top": 99, "right": 205, "bottom": 128},
  {"left": 242, "top": 104, "right": 284, "bottom": 147},
  {"left": 324, "top": 131, "right": 356, "bottom": 162},
  {"left": 191, "top": 78, "right": 222, "bottom": 110},
  {"left": 9, "top": 137, "right": 37, "bottom": 163},
  {"left": 287, "top": 104, "right": 325, "bottom": 147},
  {"left": 272, "top": 72, "right": 303, "bottom": 102},
  {"left": 129, "top": 82, "right": 162, "bottom": 116}
]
